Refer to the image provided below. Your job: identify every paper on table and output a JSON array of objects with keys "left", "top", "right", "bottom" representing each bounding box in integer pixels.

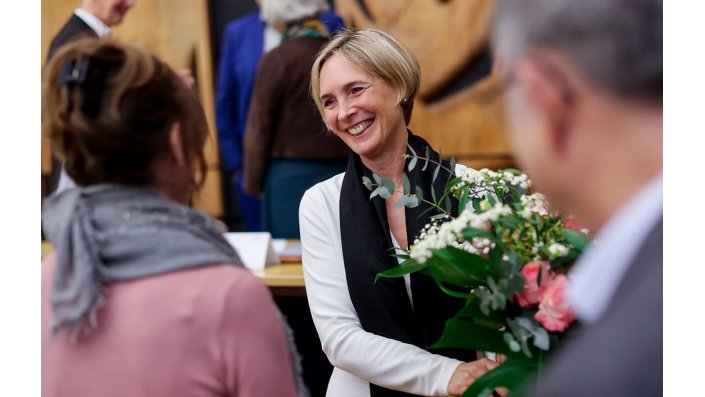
[
  {"left": 223, "top": 232, "right": 280, "bottom": 270},
  {"left": 271, "top": 239, "right": 302, "bottom": 263}
]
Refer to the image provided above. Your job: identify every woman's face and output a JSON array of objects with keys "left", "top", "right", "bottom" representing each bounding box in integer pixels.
[{"left": 318, "top": 54, "right": 407, "bottom": 162}]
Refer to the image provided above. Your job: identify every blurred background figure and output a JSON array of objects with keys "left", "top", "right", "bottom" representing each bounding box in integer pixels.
[
  {"left": 492, "top": 0, "right": 662, "bottom": 395},
  {"left": 45, "top": 0, "right": 135, "bottom": 197},
  {"left": 44, "top": 0, "right": 195, "bottom": 198},
  {"left": 41, "top": 39, "right": 299, "bottom": 397},
  {"left": 215, "top": 0, "right": 343, "bottom": 232},
  {"left": 242, "top": 0, "right": 348, "bottom": 239}
]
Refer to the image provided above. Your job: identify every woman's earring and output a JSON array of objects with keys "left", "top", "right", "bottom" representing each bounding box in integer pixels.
[{"left": 401, "top": 98, "right": 408, "bottom": 105}]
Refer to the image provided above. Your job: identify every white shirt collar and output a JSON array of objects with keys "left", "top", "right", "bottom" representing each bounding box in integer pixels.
[
  {"left": 568, "top": 173, "right": 663, "bottom": 324},
  {"left": 74, "top": 8, "right": 112, "bottom": 38}
]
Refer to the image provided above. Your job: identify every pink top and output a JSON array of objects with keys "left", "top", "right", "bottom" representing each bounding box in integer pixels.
[{"left": 41, "top": 254, "right": 297, "bottom": 397}]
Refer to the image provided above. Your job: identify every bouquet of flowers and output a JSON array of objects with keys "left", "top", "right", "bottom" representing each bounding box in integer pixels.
[{"left": 364, "top": 146, "right": 590, "bottom": 396}]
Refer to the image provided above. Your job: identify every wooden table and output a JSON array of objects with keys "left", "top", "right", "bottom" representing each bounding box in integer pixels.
[{"left": 41, "top": 242, "right": 306, "bottom": 296}]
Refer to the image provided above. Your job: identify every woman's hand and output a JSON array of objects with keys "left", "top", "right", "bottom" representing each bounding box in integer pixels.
[{"left": 447, "top": 358, "right": 498, "bottom": 396}]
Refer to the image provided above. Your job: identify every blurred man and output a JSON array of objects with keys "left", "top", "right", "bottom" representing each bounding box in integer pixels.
[
  {"left": 45, "top": 0, "right": 136, "bottom": 194},
  {"left": 215, "top": 0, "right": 343, "bottom": 231},
  {"left": 491, "top": 0, "right": 662, "bottom": 395}
]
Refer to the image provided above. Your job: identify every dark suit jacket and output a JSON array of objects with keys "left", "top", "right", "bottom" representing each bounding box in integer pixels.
[
  {"left": 528, "top": 219, "right": 663, "bottom": 396},
  {"left": 45, "top": 14, "right": 99, "bottom": 194}
]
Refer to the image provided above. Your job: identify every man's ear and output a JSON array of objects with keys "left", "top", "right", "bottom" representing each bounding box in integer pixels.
[
  {"left": 168, "top": 122, "right": 186, "bottom": 166},
  {"left": 514, "top": 57, "right": 576, "bottom": 156}
]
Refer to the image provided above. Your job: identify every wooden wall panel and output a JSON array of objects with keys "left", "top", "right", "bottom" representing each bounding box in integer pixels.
[
  {"left": 41, "top": 0, "right": 223, "bottom": 216},
  {"left": 334, "top": 0, "right": 513, "bottom": 170}
]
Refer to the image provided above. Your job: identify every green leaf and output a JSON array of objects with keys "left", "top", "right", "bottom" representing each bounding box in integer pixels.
[
  {"left": 431, "top": 318, "right": 512, "bottom": 354},
  {"left": 404, "top": 194, "right": 420, "bottom": 208},
  {"left": 393, "top": 196, "right": 406, "bottom": 210},
  {"left": 433, "top": 162, "right": 441, "bottom": 183},
  {"left": 362, "top": 176, "right": 373, "bottom": 190},
  {"left": 375, "top": 260, "right": 427, "bottom": 282},
  {"left": 431, "top": 185, "right": 437, "bottom": 203},
  {"left": 463, "top": 228, "right": 495, "bottom": 241},
  {"left": 497, "top": 216, "right": 523, "bottom": 229},
  {"left": 449, "top": 155, "right": 457, "bottom": 176},
  {"left": 369, "top": 187, "right": 380, "bottom": 200},
  {"left": 455, "top": 296, "right": 506, "bottom": 324},
  {"left": 462, "top": 358, "right": 540, "bottom": 397},
  {"left": 422, "top": 146, "right": 430, "bottom": 171},
  {"left": 563, "top": 228, "right": 590, "bottom": 251},
  {"left": 381, "top": 177, "right": 395, "bottom": 193},
  {"left": 458, "top": 190, "right": 470, "bottom": 212},
  {"left": 444, "top": 196, "right": 451, "bottom": 213},
  {"left": 407, "top": 142, "right": 417, "bottom": 157},
  {"left": 372, "top": 172, "right": 382, "bottom": 185},
  {"left": 408, "top": 156, "right": 417, "bottom": 172},
  {"left": 433, "top": 246, "right": 501, "bottom": 282},
  {"left": 415, "top": 186, "right": 424, "bottom": 201},
  {"left": 378, "top": 186, "right": 392, "bottom": 199},
  {"left": 443, "top": 177, "right": 463, "bottom": 195},
  {"left": 402, "top": 173, "right": 411, "bottom": 194}
]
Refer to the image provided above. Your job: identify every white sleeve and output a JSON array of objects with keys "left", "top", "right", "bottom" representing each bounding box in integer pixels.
[{"left": 299, "top": 186, "right": 462, "bottom": 396}]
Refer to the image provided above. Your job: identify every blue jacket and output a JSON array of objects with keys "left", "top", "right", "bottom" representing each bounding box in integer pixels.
[{"left": 215, "top": 10, "right": 344, "bottom": 175}]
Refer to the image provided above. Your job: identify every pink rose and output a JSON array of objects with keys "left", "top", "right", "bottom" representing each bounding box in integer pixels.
[
  {"left": 535, "top": 275, "right": 576, "bottom": 332},
  {"left": 515, "top": 261, "right": 554, "bottom": 308},
  {"left": 563, "top": 215, "right": 585, "bottom": 232}
]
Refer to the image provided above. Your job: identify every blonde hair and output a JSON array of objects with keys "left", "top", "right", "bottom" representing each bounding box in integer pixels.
[
  {"left": 310, "top": 28, "right": 420, "bottom": 125},
  {"left": 42, "top": 38, "right": 209, "bottom": 187}
]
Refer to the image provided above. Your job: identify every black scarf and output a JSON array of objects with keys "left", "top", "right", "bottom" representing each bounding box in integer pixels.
[{"left": 340, "top": 131, "right": 475, "bottom": 397}]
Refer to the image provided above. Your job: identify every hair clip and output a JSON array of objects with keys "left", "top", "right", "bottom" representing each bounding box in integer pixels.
[
  {"left": 58, "top": 58, "right": 91, "bottom": 87},
  {"left": 57, "top": 58, "right": 105, "bottom": 118}
]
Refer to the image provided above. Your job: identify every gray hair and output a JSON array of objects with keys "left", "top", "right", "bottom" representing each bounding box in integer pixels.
[
  {"left": 260, "top": 0, "right": 329, "bottom": 25},
  {"left": 491, "top": 0, "right": 662, "bottom": 101}
]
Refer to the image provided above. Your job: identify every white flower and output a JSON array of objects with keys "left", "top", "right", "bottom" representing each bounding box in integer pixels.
[{"left": 547, "top": 243, "right": 569, "bottom": 257}]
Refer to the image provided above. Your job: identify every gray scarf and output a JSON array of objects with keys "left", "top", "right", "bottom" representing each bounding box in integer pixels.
[
  {"left": 43, "top": 184, "right": 309, "bottom": 396},
  {"left": 42, "top": 184, "right": 242, "bottom": 338}
]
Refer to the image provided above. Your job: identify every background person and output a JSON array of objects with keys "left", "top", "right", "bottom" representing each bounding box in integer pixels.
[
  {"left": 491, "top": 0, "right": 662, "bottom": 395},
  {"left": 45, "top": 0, "right": 135, "bottom": 196},
  {"left": 215, "top": 0, "right": 343, "bottom": 232},
  {"left": 242, "top": 0, "right": 349, "bottom": 239},
  {"left": 300, "top": 28, "right": 498, "bottom": 397},
  {"left": 45, "top": 0, "right": 195, "bottom": 197},
  {"left": 41, "top": 38, "right": 298, "bottom": 397}
]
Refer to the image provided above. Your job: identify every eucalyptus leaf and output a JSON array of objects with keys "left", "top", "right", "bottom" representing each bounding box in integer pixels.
[
  {"left": 402, "top": 173, "right": 411, "bottom": 194},
  {"left": 407, "top": 142, "right": 417, "bottom": 157},
  {"left": 431, "top": 185, "right": 437, "bottom": 203},
  {"left": 378, "top": 186, "right": 392, "bottom": 199},
  {"left": 449, "top": 155, "right": 457, "bottom": 176},
  {"left": 362, "top": 176, "right": 373, "bottom": 190},
  {"left": 372, "top": 172, "right": 382, "bottom": 185},
  {"left": 369, "top": 187, "right": 381, "bottom": 200},
  {"left": 433, "top": 161, "right": 441, "bottom": 183},
  {"left": 404, "top": 194, "right": 420, "bottom": 208},
  {"left": 415, "top": 186, "right": 424, "bottom": 201},
  {"left": 381, "top": 177, "right": 395, "bottom": 193},
  {"left": 444, "top": 196, "right": 451, "bottom": 213},
  {"left": 422, "top": 146, "right": 430, "bottom": 171},
  {"left": 393, "top": 196, "right": 406, "bottom": 210},
  {"left": 408, "top": 156, "right": 417, "bottom": 172}
]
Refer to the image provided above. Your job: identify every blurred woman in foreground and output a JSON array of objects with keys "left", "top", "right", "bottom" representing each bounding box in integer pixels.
[{"left": 41, "top": 38, "right": 298, "bottom": 397}]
